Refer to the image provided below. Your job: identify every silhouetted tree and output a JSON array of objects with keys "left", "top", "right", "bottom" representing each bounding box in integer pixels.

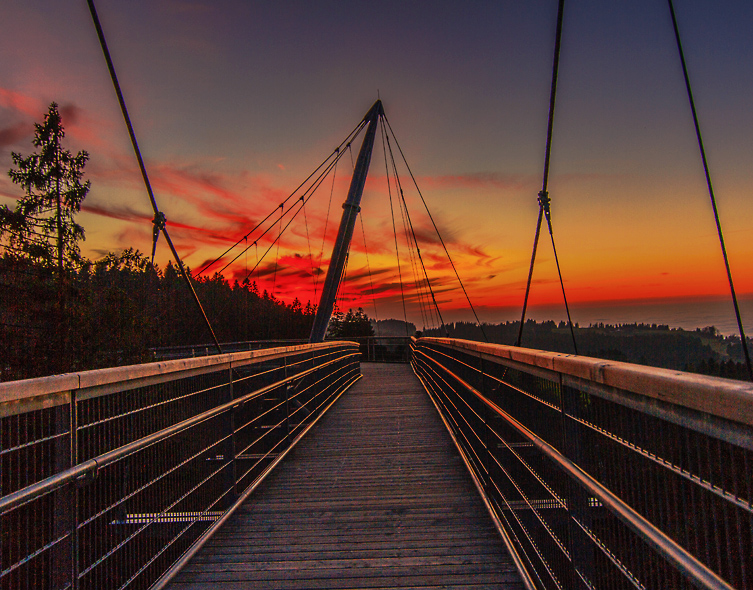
[
  {"left": 327, "top": 307, "right": 374, "bottom": 338},
  {"left": 1, "top": 103, "right": 90, "bottom": 373},
  {"left": 3, "top": 103, "right": 89, "bottom": 269}
]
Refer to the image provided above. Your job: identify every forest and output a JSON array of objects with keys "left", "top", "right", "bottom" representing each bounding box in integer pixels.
[{"left": 0, "top": 250, "right": 318, "bottom": 381}]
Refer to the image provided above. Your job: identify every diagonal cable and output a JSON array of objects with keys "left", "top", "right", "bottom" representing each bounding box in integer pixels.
[
  {"left": 515, "top": 0, "right": 578, "bottom": 354},
  {"left": 218, "top": 147, "right": 349, "bottom": 277},
  {"left": 383, "top": 115, "right": 489, "bottom": 342},
  {"left": 87, "top": 0, "right": 222, "bottom": 353},
  {"left": 380, "top": 120, "right": 411, "bottom": 335},
  {"left": 667, "top": 0, "right": 753, "bottom": 381},
  {"left": 385, "top": 128, "right": 434, "bottom": 330},
  {"left": 384, "top": 132, "right": 447, "bottom": 335},
  {"left": 196, "top": 120, "right": 367, "bottom": 277}
]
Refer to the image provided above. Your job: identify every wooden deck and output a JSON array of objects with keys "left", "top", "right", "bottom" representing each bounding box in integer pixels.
[{"left": 167, "top": 363, "right": 526, "bottom": 589}]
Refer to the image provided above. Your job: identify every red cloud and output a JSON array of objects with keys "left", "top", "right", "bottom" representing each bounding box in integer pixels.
[{"left": 0, "top": 88, "right": 43, "bottom": 118}]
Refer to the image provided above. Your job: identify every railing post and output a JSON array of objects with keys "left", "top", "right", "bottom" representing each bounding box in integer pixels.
[
  {"left": 51, "top": 393, "right": 74, "bottom": 590},
  {"left": 71, "top": 389, "right": 80, "bottom": 590},
  {"left": 284, "top": 355, "right": 290, "bottom": 436},
  {"left": 223, "top": 366, "right": 238, "bottom": 505},
  {"left": 559, "top": 379, "right": 595, "bottom": 588}
]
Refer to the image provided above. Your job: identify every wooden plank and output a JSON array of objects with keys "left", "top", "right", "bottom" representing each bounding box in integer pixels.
[{"left": 166, "top": 363, "right": 526, "bottom": 590}]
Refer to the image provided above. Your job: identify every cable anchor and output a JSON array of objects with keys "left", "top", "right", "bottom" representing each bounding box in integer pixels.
[
  {"left": 151, "top": 211, "right": 166, "bottom": 264},
  {"left": 538, "top": 190, "right": 551, "bottom": 220}
]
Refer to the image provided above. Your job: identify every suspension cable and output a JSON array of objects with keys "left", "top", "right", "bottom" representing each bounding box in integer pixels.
[
  {"left": 385, "top": 129, "right": 433, "bottom": 330},
  {"left": 400, "top": 193, "right": 432, "bottom": 330},
  {"left": 216, "top": 202, "right": 288, "bottom": 277},
  {"left": 196, "top": 119, "right": 367, "bottom": 277},
  {"left": 384, "top": 133, "right": 448, "bottom": 336},
  {"left": 359, "top": 210, "right": 380, "bottom": 332},
  {"left": 242, "top": 199, "right": 305, "bottom": 282},
  {"left": 380, "top": 121, "right": 411, "bottom": 335},
  {"left": 667, "top": 0, "right": 753, "bottom": 381},
  {"left": 241, "top": 152, "right": 341, "bottom": 284},
  {"left": 87, "top": 0, "right": 223, "bottom": 353},
  {"left": 301, "top": 197, "right": 316, "bottom": 295},
  {"left": 515, "top": 0, "right": 578, "bottom": 355},
  {"left": 315, "top": 151, "right": 339, "bottom": 300},
  {"left": 218, "top": 146, "right": 349, "bottom": 277},
  {"left": 383, "top": 115, "right": 488, "bottom": 342},
  {"left": 271, "top": 207, "right": 283, "bottom": 297}
]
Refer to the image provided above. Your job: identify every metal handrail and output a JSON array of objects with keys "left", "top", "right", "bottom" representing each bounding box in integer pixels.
[
  {"left": 1, "top": 341, "right": 360, "bottom": 590},
  {"left": 0, "top": 351, "right": 359, "bottom": 515},
  {"left": 414, "top": 346, "right": 734, "bottom": 590},
  {"left": 415, "top": 363, "right": 539, "bottom": 590},
  {"left": 412, "top": 337, "right": 752, "bottom": 590},
  {"left": 424, "top": 337, "right": 753, "bottom": 427},
  {"left": 0, "top": 341, "right": 350, "bottom": 407}
]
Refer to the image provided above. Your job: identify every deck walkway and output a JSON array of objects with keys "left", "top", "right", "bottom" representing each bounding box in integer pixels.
[{"left": 167, "top": 363, "right": 526, "bottom": 589}]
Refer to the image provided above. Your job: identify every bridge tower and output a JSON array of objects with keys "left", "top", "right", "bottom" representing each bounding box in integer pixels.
[{"left": 309, "top": 100, "right": 383, "bottom": 342}]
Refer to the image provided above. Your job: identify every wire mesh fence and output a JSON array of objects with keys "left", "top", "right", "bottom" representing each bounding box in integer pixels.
[
  {"left": 0, "top": 341, "right": 360, "bottom": 590},
  {"left": 412, "top": 337, "right": 752, "bottom": 590}
]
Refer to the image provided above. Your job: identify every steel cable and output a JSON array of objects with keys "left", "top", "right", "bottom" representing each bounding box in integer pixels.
[
  {"left": 667, "top": 0, "right": 753, "bottom": 382},
  {"left": 383, "top": 115, "right": 489, "bottom": 342},
  {"left": 515, "top": 0, "right": 578, "bottom": 355},
  {"left": 87, "top": 0, "right": 222, "bottom": 353},
  {"left": 380, "top": 121, "right": 412, "bottom": 335},
  {"left": 196, "top": 120, "right": 367, "bottom": 277}
]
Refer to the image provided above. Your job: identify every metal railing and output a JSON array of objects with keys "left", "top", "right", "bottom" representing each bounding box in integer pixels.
[
  {"left": 151, "top": 336, "right": 412, "bottom": 364},
  {"left": 1, "top": 341, "right": 360, "bottom": 590},
  {"left": 150, "top": 339, "right": 309, "bottom": 361},
  {"left": 412, "top": 337, "right": 753, "bottom": 590}
]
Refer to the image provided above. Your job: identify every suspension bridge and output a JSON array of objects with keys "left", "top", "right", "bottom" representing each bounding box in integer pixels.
[{"left": 2, "top": 1, "right": 753, "bottom": 589}]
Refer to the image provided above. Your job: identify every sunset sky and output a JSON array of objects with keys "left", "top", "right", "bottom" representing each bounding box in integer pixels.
[{"left": 1, "top": 1, "right": 752, "bottom": 331}]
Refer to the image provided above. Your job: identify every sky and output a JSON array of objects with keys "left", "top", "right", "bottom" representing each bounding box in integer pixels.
[{"left": 1, "top": 0, "right": 752, "bottom": 332}]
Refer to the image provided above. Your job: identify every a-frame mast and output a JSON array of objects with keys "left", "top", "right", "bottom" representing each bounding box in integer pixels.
[{"left": 309, "top": 100, "right": 383, "bottom": 342}]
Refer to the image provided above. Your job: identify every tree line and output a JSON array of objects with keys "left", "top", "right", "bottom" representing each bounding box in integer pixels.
[{"left": 424, "top": 320, "right": 752, "bottom": 381}]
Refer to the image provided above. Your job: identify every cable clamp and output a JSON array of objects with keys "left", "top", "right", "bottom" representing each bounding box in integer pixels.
[
  {"left": 152, "top": 211, "right": 166, "bottom": 231},
  {"left": 537, "top": 190, "right": 550, "bottom": 212},
  {"left": 151, "top": 212, "right": 167, "bottom": 263}
]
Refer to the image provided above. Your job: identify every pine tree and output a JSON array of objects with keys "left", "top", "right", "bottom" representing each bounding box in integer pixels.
[
  {"left": 2, "top": 103, "right": 89, "bottom": 269},
  {"left": 1, "top": 103, "right": 90, "bottom": 374}
]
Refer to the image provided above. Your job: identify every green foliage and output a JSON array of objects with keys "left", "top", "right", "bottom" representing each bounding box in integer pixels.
[
  {"left": 2, "top": 103, "right": 89, "bottom": 269},
  {"left": 327, "top": 307, "right": 374, "bottom": 339},
  {"left": 0, "top": 248, "right": 317, "bottom": 381}
]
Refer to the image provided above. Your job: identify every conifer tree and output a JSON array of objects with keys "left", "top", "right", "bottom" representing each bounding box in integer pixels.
[{"left": 2, "top": 103, "right": 89, "bottom": 270}]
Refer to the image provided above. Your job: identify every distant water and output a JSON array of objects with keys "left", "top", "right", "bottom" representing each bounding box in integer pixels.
[{"left": 508, "top": 297, "right": 753, "bottom": 336}]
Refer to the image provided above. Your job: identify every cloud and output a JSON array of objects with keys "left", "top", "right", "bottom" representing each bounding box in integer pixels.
[
  {"left": 148, "top": 162, "right": 287, "bottom": 229},
  {"left": 0, "top": 89, "right": 115, "bottom": 157},
  {"left": 0, "top": 88, "right": 43, "bottom": 118},
  {"left": 82, "top": 203, "right": 152, "bottom": 224},
  {"left": 58, "top": 103, "right": 82, "bottom": 126},
  {"left": 0, "top": 122, "right": 29, "bottom": 148}
]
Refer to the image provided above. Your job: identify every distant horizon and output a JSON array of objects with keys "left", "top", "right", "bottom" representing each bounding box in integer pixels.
[{"left": 367, "top": 294, "right": 753, "bottom": 337}]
